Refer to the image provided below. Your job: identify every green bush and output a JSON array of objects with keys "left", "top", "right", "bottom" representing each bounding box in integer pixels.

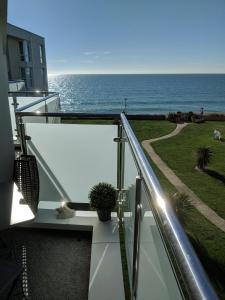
[
  {"left": 167, "top": 112, "right": 177, "bottom": 123},
  {"left": 197, "top": 147, "right": 213, "bottom": 170},
  {"left": 171, "top": 192, "right": 191, "bottom": 225},
  {"left": 188, "top": 111, "right": 194, "bottom": 122},
  {"left": 89, "top": 182, "right": 116, "bottom": 210}
]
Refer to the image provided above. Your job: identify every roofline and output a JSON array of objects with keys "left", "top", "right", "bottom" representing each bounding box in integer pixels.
[{"left": 7, "top": 23, "right": 45, "bottom": 40}]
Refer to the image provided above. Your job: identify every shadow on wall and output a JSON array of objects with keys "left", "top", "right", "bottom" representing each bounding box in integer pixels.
[{"left": 28, "top": 141, "right": 71, "bottom": 203}]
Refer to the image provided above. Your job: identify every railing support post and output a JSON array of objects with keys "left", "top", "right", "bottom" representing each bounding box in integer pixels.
[
  {"left": 18, "top": 116, "right": 27, "bottom": 155},
  {"left": 12, "top": 95, "right": 19, "bottom": 137},
  {"left": 132, "top": 175, "right": 142, "bottom": 300},
  {"left": 117, "top": 124, "right": 124, "bottom": 191},
  {"left": 45, "top": 100, "right": 49, "bottom": 123},
  {"left": 116, "top": 124, "right": 125, "bottom": 224},
  {"left": 12, "top": 95, "right": 18, "bottom": 110}
]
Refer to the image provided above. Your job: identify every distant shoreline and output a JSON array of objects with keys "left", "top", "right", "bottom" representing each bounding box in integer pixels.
[{"left": 48, "top": 73, "right": 225, "bottom": 77}]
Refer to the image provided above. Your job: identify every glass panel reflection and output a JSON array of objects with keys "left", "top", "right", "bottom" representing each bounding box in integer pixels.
[
  {"left": 123, "top": 133, "right": 139, "bottom": 287},
  {"left": 136, "top": 182, "right": 182, "bottom": 300}
]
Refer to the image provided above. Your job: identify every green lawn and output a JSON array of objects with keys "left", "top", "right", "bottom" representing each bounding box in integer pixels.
[
  {"left": 132, "top": 120, "right": 225, "bottom": 299},
  {"left": 144, "top": 153, "right": 225, "bottom": 299},
  {"left": 130, "top": 120, "right": 176, "bottom": 140},
  {"left": 153, "top": 122, "right": 225, "bottom": 219}
]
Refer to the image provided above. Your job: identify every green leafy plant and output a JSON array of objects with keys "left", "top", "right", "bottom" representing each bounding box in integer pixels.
[
  {"left": 188, "top": 111, "right": 194, "bottom": 122},
  {"left": 89, "top": 182, "right": 116, "bottom": 210},
  {"left": 167, "top": 112, "right": 177, "bottom": 123},
  {"left": 197, "top": 147, "right": 213, "bottom": 170},
  {"left": 171, "top": 192, "right": 191, "bottom": 225}
]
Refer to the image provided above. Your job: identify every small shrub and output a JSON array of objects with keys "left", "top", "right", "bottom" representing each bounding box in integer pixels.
[
  {"left": 171, "top": 192, "right": 191, "bottom": 225},
  {"left": 188, "top": 111, "right": 194, "bottom": 122},
  {"left": 167, "top": 113, "right": 177, "bottom": 123},
  {"left": 89, "top": 182, "right": 116, "bottom": 210},
  {"left": 197, "top": 147, "right": 213, "bottom": 170}
]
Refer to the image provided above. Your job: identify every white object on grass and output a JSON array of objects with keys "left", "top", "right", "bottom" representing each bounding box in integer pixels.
[{"left": 213, "top": 130, "right": 221, "bottom": 140}]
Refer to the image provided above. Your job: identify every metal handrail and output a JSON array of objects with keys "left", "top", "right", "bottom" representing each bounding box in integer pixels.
[
  {"left": 14, "top": 111, "right": 164, "bottom": 121},
  {"left": 16, "top": 92, "right": 59, "bottom": 112},
  {"left": 120, "top": 113, "right": 217, "bottom": 300},
  {"left": 15, "top": 111, "right": 120, "bottom": 119},
  {"left": 8, "top": 90, "right": 55, "bottom": 94}
]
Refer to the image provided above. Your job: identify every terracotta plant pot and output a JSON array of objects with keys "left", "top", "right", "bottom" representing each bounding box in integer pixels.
[{"left": 97, "top": 209, "right": 111, "bottom": 222}]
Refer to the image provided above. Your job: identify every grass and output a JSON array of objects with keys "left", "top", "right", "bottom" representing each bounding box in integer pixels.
[
  {"left": 130, "top": 120, "right": 176, "bottom": 140},
  {"left": 130, "top": 120, "right": 177, "bottom": 198},
  {"left": 153, "top": 122, "right": 225, "bottom": 219},
  {"left": 132, "top": 120, "right": 225, "bottom": 298}
]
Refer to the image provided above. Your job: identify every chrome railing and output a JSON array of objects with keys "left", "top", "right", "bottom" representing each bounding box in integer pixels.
[
  {"left": 10, "top": 92, "right": 60, "bottom": 143},
  {"left": 9, "top": 91, "right": 59, "bottom": 113},
  {"left": 8, "top": 90, "right": 55, "bottom": 97},
  {"left": 16, "top": 92, "right": 59, "bottom": 112},
  {"left": 120, "top": 112, "right": 217, "bottom": 300}
]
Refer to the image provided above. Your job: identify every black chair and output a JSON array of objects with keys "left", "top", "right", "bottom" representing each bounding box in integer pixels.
[{"left": 14, "top": 155, "right": 39, "bottom": 215}]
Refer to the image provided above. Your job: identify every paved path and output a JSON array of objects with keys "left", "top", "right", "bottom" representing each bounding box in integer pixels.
[{"left": 142, "top": 123, "right": 225, "bottom": 233}]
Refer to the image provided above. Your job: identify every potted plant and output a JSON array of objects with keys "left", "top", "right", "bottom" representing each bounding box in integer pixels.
[{"left": 89, "top": 182, "right": 116, "bottom": 222}]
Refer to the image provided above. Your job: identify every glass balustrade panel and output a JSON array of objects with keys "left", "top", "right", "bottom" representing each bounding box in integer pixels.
[
  {"left": 123, "top": 130, "right": 139, "bottom": 287},
  {"left": 24, "top": 121, "right": 118, "bottom": 209},
  {"left": 136, "top": 181, "right": 182, "bottom": 300}
]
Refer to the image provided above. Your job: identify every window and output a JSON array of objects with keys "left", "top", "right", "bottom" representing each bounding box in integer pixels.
[
  {"left": 21, "top": 67, "right": 26, "bottom": 81},
  {"left": 41, "top": 68, "right": 46, "bottom": 86},
  {"left": 19, "top": 40, "right": 31, "bottom": 62},
  {"left": 24, "top": 40, "right": 31, "bottom": 63},
  {"left": 19, "top": 41, "right": 24, "bottom": 61},
  {"left": 39, "top": 45, "right": 44, "bottom": 64},
  {"left": 21, "top": 67, "right": 33, "bottom": 89},
  {"left": 25, "top": 67, "right": 32, "bottom": 87}
]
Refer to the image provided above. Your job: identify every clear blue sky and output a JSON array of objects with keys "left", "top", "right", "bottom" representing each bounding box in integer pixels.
[{"left": 8, "top": 0, "right": 225, "bottom": 75}]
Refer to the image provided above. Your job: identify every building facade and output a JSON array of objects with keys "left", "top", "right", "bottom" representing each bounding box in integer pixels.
[{"left": 7, "top": 23, "right": 48, "bottom": 91}]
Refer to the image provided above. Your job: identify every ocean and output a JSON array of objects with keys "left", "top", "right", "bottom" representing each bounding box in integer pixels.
[{"left": 48, "top": 74, "right": 225, "bottom": 114}]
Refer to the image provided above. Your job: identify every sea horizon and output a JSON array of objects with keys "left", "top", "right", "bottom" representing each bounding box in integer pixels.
[{"left": 48, "top": 72, "right": 225, "bottom": 76}]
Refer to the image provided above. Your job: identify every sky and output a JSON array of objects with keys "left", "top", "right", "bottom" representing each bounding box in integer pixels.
[{"left": 8, "top": 0, "right": 225, "bottom": 75}]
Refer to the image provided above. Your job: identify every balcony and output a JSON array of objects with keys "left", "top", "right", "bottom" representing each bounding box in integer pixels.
[
  {"left": 8, "top": 91, "right": 60, "bottom": 142},
  {"left": 8, "top": 80, "right": 25, "bottom": 92},
  {"left": 2, "top": 97, "right": 217, "bottom": 300}
]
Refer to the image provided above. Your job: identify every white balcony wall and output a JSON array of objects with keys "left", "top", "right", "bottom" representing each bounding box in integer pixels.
[{"left": 26, "top": 124, "right": 117, "bottom": 205}]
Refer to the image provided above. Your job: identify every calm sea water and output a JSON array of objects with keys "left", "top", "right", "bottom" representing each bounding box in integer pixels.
[{"left": 48, "top": 74, "right": 225, "bottom": 114}]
